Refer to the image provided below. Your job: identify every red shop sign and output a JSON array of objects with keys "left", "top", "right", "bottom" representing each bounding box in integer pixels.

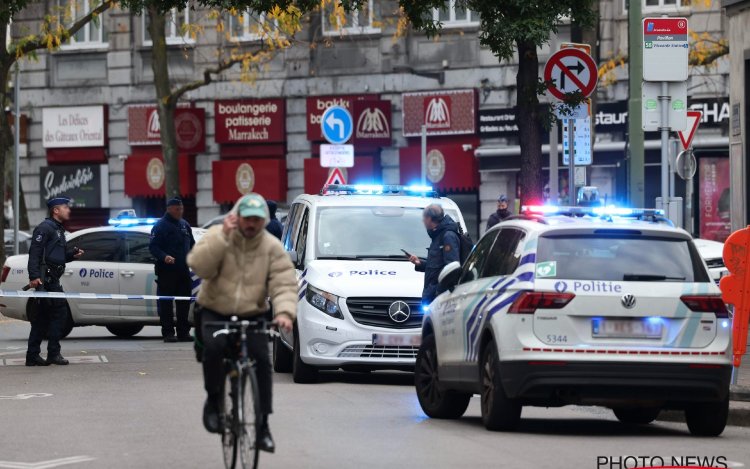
[
  {"left": 215, "top": 99, "right": 285, "bottom": 144},
  {"left": 402, "top": 89, "right": 477, "bottom": 137},
  {"left": 212, "top": 159, "right": 287, "bottom": 203},
  {"left": 128, "top": 105, "right": 206, "bottom": 153},
  {"left": 351, "top": 100, "right": 392, "bottom": 147},
  {"left": 306, "top": 94, "right": 379, "bottom": 141}
]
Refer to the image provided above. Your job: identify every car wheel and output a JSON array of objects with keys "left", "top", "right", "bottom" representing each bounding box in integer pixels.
[
  {"left": 613, "top": 407, "right": 661, "bottom": 425},
  {"left": 414, "top": 334, "right": 471, "bottom": 419},
  {"left": 292, "top": 325, "right": 318, "bottom": 384},
  {"left": 685, "top": 396, "right": 729, "bottom": 437},
  {"left": 273, "top": 335, "right": 293, "bottom": 373},
  {"left": 480, "top": 342, "right": 522, "bottom": 431},
  {"left": 106, "top": 324, "right": 144, "bottom": 338}
]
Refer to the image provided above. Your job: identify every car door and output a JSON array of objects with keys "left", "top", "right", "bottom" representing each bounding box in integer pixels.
[
  {"left": 119, "top": 231, "right": 159, "bottom": 319},
  {"left": 62, "top": 231, "right": 124, "bottom": 319},
  {"left": 280, "top": 203, "right": 306, "bottom": 346},
  {"left": 434, "top": 231, "right": 499, "bottom": 377}
]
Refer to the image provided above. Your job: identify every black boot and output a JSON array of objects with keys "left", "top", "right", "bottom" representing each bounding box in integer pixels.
[
  {"left": 25, "top": 355, "right": 50, "bottom": 367},
  {"left": 203, "top": 396, "right": 221, "bottom": 434},
  {"left": 258, "top": 415, "right": 275, "bottom": 453},
  {"left": 46, "top": 355, "right": 69, "bottom": 366}
]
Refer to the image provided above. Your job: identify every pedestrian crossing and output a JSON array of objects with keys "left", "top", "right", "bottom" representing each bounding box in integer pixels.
[{"left": 0, "top": 355, "right": 108, "bottom": 366}]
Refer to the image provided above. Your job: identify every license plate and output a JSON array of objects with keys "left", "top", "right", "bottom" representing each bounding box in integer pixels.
[
  {"left": 591, "top": 318, "right": 663, "bottom": 339},
  {"left": 372, "top": 334, "right": 421, "bottom": 347}
]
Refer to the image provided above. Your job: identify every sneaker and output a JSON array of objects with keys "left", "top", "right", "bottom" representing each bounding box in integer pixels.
[
  {"left": 203, "top": 398, "right": 222, "bottom": 434},
  {"left": 25, "top": 355, "right": 50, "bottom": 367},
  {"left": 46, "top": 355, "right": 69, "bottom": 366}
]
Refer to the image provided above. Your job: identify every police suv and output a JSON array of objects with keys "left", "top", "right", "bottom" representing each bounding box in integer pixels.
[
  {"left": 272, "top": 184, "right": 467, "bottom": 383},
  {"left": 417, "top": 205, "right": 731, "bottom": 436},
  {"left": 0, "top": 213, "right": 204, "bottom": 338}
]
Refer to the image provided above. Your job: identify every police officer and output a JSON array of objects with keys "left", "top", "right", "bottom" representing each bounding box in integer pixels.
[
  {"left": 26, "top": 196, "right": 84, "bottom": 367},
  {"left": 149, "top": 198, "right": 196, "bottom": 342},
  {"left": 486, "top": 194, "right": 511, "bottom": 231},
  {"left": 408, "top": 204, "right": 461, "bottom": 305},
  {"left": 265, "top": 200, "right": 283, "bottom": 240}
]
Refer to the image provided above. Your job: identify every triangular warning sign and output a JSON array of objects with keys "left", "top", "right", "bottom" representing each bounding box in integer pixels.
[
  {"left": 325, "top": 167, "right": 347, "bottom": 186},
  {"left": 678, "top": 111, "right": 703, "bottom": 150}
]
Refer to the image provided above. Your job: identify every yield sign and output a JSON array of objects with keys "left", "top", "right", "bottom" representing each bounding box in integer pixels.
[
  {"left": 544, "top": 48, "right": 598, "bottom": 101},
  {"left": 325, "top": 167, "right": 347, "bottom": 186},
  {"left": 678, "top": 110, "right": 703, "bottom": 150}
]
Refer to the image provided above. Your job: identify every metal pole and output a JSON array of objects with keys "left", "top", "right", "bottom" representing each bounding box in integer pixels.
[
  {"left": 568, "top": 119, "right": 576, "bottom": 205},
  {"left": 685, "top": 154, "right": 693, "bottom": 233},
  {"left": 627, "top": 0, "right": 644, "bottom": 207},
  {"left": 13, "top": 63, "right": 20, "bottom": 256},
  {"left": 420, "top": 125, "right": 427, "bottom": 186},
  {"left": 659, "top": 81, "right": 670, "bottom": 208},
  {"left": 550, "top": 121, "right": 559, "bottom": 204}
]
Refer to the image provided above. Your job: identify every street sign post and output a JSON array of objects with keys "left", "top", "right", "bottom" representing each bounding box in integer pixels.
[
  {"left": 320, "top": 144, "right": 354, "bottom": 168},
  {"left": 320, "top": 106, "right": 353, "bottom": 145},
  {"left": 325, "top": 167, "right": 347, "bottom": 186},
  {"left": 678, "top": 110, "right": 703, "bottom": 150},
  {"left": 562, "top": 117, "right": 592, "bottom": 166},
  {"left": 642, "top": 81, "right": 688, "bottom": 132}
]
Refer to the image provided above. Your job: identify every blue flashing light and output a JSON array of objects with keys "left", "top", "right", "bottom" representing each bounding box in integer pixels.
[
  {"left": 405, "top": 185, "right": 434, "bottom": 193},
  {"left": 521, "top": 204, "right": 666, "bottom": 218},
  {"left": 322, "top": 184, "right": 436, "bottom": 197},
  {"left": 646, "top": 316, "right": 662, "bottom": 324},
  {"left": 108, "top": 217, "right": 158, "bottom": 227},
  {"left": 721, "top": 320, "right": 729, "bottom": 328},
  {"left": 351, "top": 184, "right": 384, "bottom": 194}
]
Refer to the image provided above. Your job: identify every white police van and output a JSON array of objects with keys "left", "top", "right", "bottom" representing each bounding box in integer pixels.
[
  {"left": 0, "top": 213, "right": 204, "bottom": 338},
  {"left": 272, "top": 184, "right": 467, "bottom": 383},
  {"left": 417, "top": 205, "right": 732, "bottom": 436}
]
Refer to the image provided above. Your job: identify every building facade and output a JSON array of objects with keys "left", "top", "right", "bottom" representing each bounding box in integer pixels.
[{"left": 11, "top": 0, "right": 731, "bottom": 240}]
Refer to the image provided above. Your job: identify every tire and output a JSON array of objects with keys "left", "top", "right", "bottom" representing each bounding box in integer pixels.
[
  {"left": 222, "top": 367, "right": 238, "bottom": 469},
  {"left": 685, "top": 397, "right": 729, "bottom": 437},
  {"left": 414, "top": 334, "right": 471, "bottom": 419},
  {"left": 106, "top": 324, "right": 144, "bottom": 338},
  {"left": 238, "top": 369, "right": 260, "bottom": 469},
  {"left": 480, "top": 343, "right": 522, "bottom": 431},
  {"left": 613, "top": 407, "right": 661, "bottom": 425},
  {"left": 292, "top": 325, "right": 318, "bottom": 384},
  {"left": 272, "top": 336, "right": 293, "bottom": 373}
]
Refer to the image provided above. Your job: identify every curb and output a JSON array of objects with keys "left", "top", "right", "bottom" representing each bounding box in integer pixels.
[
  {"left": 657, "top": 407, "right": 750, "bottom": 427},
  {"left": 730, "top": 385, "right": 750, "bottom": 402}
]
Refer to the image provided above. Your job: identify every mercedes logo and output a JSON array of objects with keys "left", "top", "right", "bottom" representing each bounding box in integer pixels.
[
  {"left": 388, "top": 301, "right": 411, "bottom": 323},
  {"left": 621, "top": 294, "right": 636, "bottom": 309}
]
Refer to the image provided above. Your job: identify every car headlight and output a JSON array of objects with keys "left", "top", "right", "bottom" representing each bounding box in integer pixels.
[{"left": 305, "top": 285, "right": 343, "bottom": 319}]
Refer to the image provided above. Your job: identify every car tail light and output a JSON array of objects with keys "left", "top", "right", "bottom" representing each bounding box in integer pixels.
[
  {"left": 508, "top": 291, "right": 575, "bottom": 314},
  {"left": 1, "top": 266, "right": 9, "bottom": 284},
  {"left": 680, "top": 295, "right": 729, "bottom": 318}
]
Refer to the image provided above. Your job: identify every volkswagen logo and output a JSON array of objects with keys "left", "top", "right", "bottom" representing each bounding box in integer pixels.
[
  {"left": 621, "top": 294, "right": 636, "bottom": 309},
  {"left": 388, "top": 301, "right": 411, "bottom": 323}
]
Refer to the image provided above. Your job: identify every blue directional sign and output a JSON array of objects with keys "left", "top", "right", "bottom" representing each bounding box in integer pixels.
[{"left": 321, "top": 106, "right": 353, "bottom": 144}]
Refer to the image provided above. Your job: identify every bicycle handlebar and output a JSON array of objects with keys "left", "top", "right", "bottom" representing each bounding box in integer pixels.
[{"left": 205, "top": 317, "right": 280, "bottom": 339}]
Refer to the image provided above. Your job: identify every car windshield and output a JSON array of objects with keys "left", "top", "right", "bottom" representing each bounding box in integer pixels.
[
  {"left": 535, "top": 234, "right": 710, "bottom": 282},
  {"left": 315, "top": 206, "right": 458, "bottom": 259}
]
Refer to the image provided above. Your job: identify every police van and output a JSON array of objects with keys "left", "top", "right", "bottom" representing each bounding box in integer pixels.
[
  {"left": 417, "top": 205, "right": 731, "bottom": 436},
  {"left": 272, "top": 184, "right": 467, "bottom": 383},
  {"left": 0, "top": 213, "right": 204, "bottom": 338}
]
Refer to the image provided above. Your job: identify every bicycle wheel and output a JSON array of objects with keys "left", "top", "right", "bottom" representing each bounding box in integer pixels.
[
  {"left": 238, "top": 367, "right": 261, "bottom": 469},
  {"left": 222, "top": 368, "right": 238, "bottom": 469}
]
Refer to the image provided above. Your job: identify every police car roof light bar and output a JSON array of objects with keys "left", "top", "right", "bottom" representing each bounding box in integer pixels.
[
  {"left": 108, "top": 209, "right": 159, "bottom": 227},
  {"left": 520, "top": 205, "right": 666, "bottom": 219},
  {"left": 321, "top": 184, "right": 438, "bottom": 197}
]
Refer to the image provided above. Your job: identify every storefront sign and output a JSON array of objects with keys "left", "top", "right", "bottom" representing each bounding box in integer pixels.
[
  {"left": 402, "top": 89, "right": 477, "bottom": 137},
  {"left": 479, "top": 106, "right": 549, "bottom": 139},
  {"left": 215, "top": 99, "right": 285, "bottom": 144},
  {"left": 212, "top": 159, "right": 286, "bottom": 203},
  {"left": 699, "top": 157, "right": 731, "bottom": 242},
  {"left": 127, "top": 106, "right": 206, "bottom": 153},
  {"left": 124, "top": 150, "right": 197, "bottom": 198},
  {"left": 39, "top": 164, "right": 109, "bottom": 208},
  {"left": 399, "top": 137, "right": 480, "bottom": 190},
  {"left": 306, "top": 95, "right": 379, "bottom": 141},
  {"left": 43, "top": 106, "right": 105, "bottom": 148},
  {"left": 352, "top": 100, "right": 392, "bottom": 146}
]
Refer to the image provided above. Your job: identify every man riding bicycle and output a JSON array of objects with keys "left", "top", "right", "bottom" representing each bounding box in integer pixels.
[{"left": 189, "top": 193, "right": 296, "bottom": 453}]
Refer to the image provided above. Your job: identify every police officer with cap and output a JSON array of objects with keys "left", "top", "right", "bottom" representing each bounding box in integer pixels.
[
  {"left": 26, "top": 196, "right": 84, "bottom": 366},
  {"left": 149, "top": 198, "right": 195, "bottom": 342}
]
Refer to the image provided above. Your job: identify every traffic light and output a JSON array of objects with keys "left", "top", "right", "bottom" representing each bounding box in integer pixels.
[{"left": 719, "top": 227, "right": 750, "bottom": 367}]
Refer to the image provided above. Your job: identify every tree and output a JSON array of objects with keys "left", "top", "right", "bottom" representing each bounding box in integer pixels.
[
  {"left": 0, "top": 0, "right": 115, "bottom": 262},
  {"left": 395, "top": 0, "right": 596, "bottom": 204}
]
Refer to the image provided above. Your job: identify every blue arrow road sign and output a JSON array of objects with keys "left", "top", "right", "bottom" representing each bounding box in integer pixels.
[{"left": 321, "top": 106, "right": 353, "bottom": 144}]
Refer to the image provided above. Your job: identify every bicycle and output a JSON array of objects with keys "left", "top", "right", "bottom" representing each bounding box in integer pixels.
[{"left": 207, "top": 317, "right": 277, "bottom": 469}]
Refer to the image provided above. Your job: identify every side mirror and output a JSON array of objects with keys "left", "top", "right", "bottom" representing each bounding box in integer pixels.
[
  {"left": 438, "top": 261, "right": 462, "bottom": 292},
  {"left": 287, "top": 251, "right": 298, "bottom": 264}
]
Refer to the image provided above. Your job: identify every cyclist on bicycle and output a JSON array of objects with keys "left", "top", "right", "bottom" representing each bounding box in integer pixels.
[{"left": 188, "top": 193, "right": 296, "bottom": 453}]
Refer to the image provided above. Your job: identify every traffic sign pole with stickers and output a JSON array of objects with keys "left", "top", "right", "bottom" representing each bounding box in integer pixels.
[
  {"left": 544, "top": 47, "right": 598, "bottom": 205},
  {"left": 320, "top": 106, "right": 354, "bottom": 189}
]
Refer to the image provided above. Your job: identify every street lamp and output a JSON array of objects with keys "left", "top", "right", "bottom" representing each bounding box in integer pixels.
[{"left": 393, "top": 65, "right": 445, "bottom": 85}]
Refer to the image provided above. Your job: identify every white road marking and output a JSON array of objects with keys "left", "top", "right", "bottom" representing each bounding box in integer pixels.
[
  {"left": 0, "top": 456, "right": 96, "bottom": 469},
  {"left": 0, "top": 393, "right": 52, "bottom": 400},
  {"left": 1, "top": 355, "right": 108, "bottom": 366},
  {"left": 0, "top": 349, "right": 26, "bottom": 357}
]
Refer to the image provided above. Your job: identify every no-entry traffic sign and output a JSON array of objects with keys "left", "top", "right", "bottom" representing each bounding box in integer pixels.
[{"left": 544, "top": 48, "right": 598, "bottom": 101}]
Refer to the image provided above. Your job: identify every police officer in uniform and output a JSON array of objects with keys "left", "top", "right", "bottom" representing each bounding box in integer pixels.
[
  {"left": 149, "top": 198, "right": 196, "bottom": 342},
  {"left": 26, "top": 196, "right": 84, "bottom": 367}
]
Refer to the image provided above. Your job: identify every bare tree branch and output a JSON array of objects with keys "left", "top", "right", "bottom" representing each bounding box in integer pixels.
[{"left": 170, "top": 58, "right": 245, "bottom": 103}]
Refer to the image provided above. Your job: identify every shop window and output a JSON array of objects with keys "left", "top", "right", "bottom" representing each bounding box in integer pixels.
[
  {"left": 433, "top": 1, "right": 479, "bottom": 27},
  {"left": 143, "top": 4, "right": 193, "bottom": 46},
  {"left": 322, "top": 0, "right": 380, "bottom": 36},
  {"left": 623, "top": 0, "right": 690, "bottom": 12},
  {"left": 229, "top": 11, "right": 278, "bottom": 41},
  {"left": 58, "top": 0, "right": 108, "bottom": 50}
]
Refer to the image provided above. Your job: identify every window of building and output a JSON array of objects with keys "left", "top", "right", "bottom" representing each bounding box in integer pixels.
[
  {"left": 143, "top": 6, "right": 193, "bottom": 46},
  {"left": 229, "top": 11, "right": 277, "bottom": 41},
  {"left": 433, "top": 1, "right": 479, "bottom": 27},
  {"left": 58, "top": 0, "right": 108, "bottom": 49},
  {"left": 322, "top": 0, "right": 380, "bottom": 36},
  {"left": 623, "top": 0, "right": 690, "bottom": 12}
]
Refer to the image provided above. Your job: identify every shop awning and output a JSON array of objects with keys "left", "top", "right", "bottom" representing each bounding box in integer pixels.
[
  {"left": 212, "top": 159, "right": 287, "bottom": 204},
  {"left": 303, "top": 156, "right": 379, "bottom": 194},
  {"left": 47, "top": 148, "right": 108, "bottom": 164},
  {"left": 124, "top": 149, "right": 196, "bottom": 198},
  {"left": 399, "top": 138, "right": 479, "bottom": 192}
]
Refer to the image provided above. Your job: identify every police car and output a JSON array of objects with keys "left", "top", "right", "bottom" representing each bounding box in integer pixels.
[
  {"left": 0, "top": 213, "right": 204, "bottom": 338},
  {"left": 272, "top": 184, "right": 467, "bottom": 383},
  {"left": 416, "top": 205, "right": 731, "bottom": 436},
  {"left": 693, "top": 238, "right": 728, "bottom": 283}
]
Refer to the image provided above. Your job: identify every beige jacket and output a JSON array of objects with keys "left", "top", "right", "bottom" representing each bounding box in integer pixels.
[{"left": 187, "top": 225, "right": 297, "bottom": 319}]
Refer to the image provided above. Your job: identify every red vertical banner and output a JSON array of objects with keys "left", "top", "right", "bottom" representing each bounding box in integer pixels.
[{"left": 699, "top": 157, "right": 731, "bottom": 242}]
